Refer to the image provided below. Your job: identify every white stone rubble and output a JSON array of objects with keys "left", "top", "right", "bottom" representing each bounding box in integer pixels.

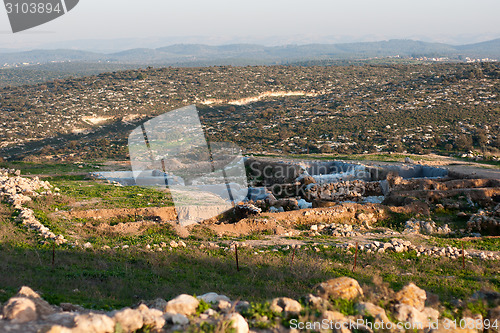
[
  {"left": 404, "top": 218, "right": 452, "bottom": 235},
  {"left": 0, "top": 169, "right": 67, "bottom": 245}
]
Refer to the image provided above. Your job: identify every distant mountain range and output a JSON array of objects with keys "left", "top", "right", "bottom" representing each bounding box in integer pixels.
[{"left": 1, "top": 38, "right": 499, "bottom": 67}]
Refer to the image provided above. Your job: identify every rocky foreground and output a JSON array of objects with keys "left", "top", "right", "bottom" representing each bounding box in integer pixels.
[
  {"left": 1, "top": 169, "right": 500, "bottom": 332},
  {"left": 1, "top": 277, "right": 499, "bottom": 333}
]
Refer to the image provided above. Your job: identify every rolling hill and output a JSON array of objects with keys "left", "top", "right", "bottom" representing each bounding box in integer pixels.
[{"left": 1, "top": 39, "right": 499, "bottom": 68}]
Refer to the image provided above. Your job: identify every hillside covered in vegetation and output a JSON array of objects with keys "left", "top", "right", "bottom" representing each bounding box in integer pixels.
[{"left": 0, "top": 62, "right": 499, "bottom": 161}]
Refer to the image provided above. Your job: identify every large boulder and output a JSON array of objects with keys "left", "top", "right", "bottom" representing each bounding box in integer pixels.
[
  {"left": 73, "top": 313, "right": 115, "bottom": 333},
  {"left": 393, "top": 283, "right": 427, "bottom": 311},
  {"left": 2, "top": 297, "right": 37, "bottom": 323},
  {"left": 16, "top": 286, "right": 55, "bottom": 318},
  {"left": 225, "top": 313, "right": 249, "bottom": 333},
  {"left": 136, "top": 304, "right": 165, "bottom": 331},
  {"left": 318, "top": 277, "right": 363, "bottom": 300},
  {"left": 112, "top": 308, "right": 144, "bottom": 333},
  {"left": 165, "top": 294, "right": 199, "bottom": 316}
]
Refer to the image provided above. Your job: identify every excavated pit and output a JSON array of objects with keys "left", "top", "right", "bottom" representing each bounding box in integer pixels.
[
  {"left": 90, "top": 158, "right": 499, "bottom": 231},
  {"left": 245, "top": 158, "right": 455, "bottom": 209}
]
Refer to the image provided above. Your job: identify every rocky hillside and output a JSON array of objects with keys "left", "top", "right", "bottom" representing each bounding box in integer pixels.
[{"left": 0, "top": 63, "right": 499, "bottom": 161}]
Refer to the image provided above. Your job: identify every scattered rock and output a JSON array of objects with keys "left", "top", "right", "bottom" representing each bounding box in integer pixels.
[
  {"left": 300, "top": 175, "right": 316, "bottom": 186},
  {"left": 234, "top": 203, "right": 261, "bottom": 218},
  {"left": 305, "top": 180, "right": 378, "bottom": 203},
  {"left": 60, "top": 303, "right": 85, "bottom": 313},
  {"left": 235, "top": 301, "right": 250, "bottom": 313},
  {"left": 225, "top": 313, "right": 249, "bottom": 333},
  {"left": 0, "top": 171, "right": 66, "bottom": 243},
  {"left": 197, "top": 292, "right": 230, "bottom": 304},
  {"left": 73, "top": 313, "right": 115, "bottom": 333},
  {"left": 321, "top": 310, "right": 347, "bottom": 322},
  {"left": 2, "top": 297, "right": 37, "bottom": 323},
  {"left": 318, "top": 277, "right": 363, "bottom": 300},
  {"left": 322, "top": 223, "right": 361, "bottom": 237},
  {"left": 394, "top": 304, "right": 432, "bottom": 328},
  {"left": 136, "top": 304, "right": 165, "bottom": 331},
  {"left": 0, "top": 280, "right": 498, "bottom": 333},
  {"left": 145, "top": 298, "right": 167, "bottom": 311},
  {"left": 217, "top": 300, "right": 232, "bottom": 312},
  {"left": 356, "top": 302, "right": 390, "bottom": 323},
  {"left": 466, "top": 204, "right": 500, "bottom": 236},
  {"left": 112, "top": 308, "right": 143, "bottom": 333},
  {"left": 305, "top": 293, "right": 326, "bottom": 309},
  {"left": 165, "top": 313, "right": 189, "bottom": 325},
  {"left": 270, "top": 297, "right": 302, "bottom": 315},
  {"left": 394, "top": 283, "right": 427, "bottom": 311},
  {"left": 16, "top": 286, "right": 55, "bottom": 318},
  {"left": 165, "top": 294, "right": 199, "bottom": 316},
  {"left": 404, "top": 218, "right": 452, "bottom": 235}
]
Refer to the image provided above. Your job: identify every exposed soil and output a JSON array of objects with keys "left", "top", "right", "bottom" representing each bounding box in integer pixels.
[
  {"left": 94, "top": 220, "right": 161, "bottom": 236},
  {"left": 55, "top": 206, "right": 177, "bottom": 222},
  {"left": 199, "top": 218, "right": 286, "bottom": 237},
  {"left": 67, "top": 198, "right": 101, "bottom": 208}
]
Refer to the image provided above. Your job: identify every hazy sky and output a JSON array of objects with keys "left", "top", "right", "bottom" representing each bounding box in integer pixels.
[{"left": 1, "top": 0, "right": 500, "bottom": 51}]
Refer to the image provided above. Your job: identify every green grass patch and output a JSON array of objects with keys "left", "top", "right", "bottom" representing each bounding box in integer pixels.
[
  {"left": 51, "top": 179, "right": 173, "bottom": 209},
  {"left": 0, "top": 161, "right": 99, "bottom": 175},
  {"left": 429, "top": 237, "right": 500, "bottom": 252},
  {"left": 242, "top": 302, "right": 280, "bottom": 329},
  {"left": 330, "top": 298, "right": 358, "bottom": 316}
]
